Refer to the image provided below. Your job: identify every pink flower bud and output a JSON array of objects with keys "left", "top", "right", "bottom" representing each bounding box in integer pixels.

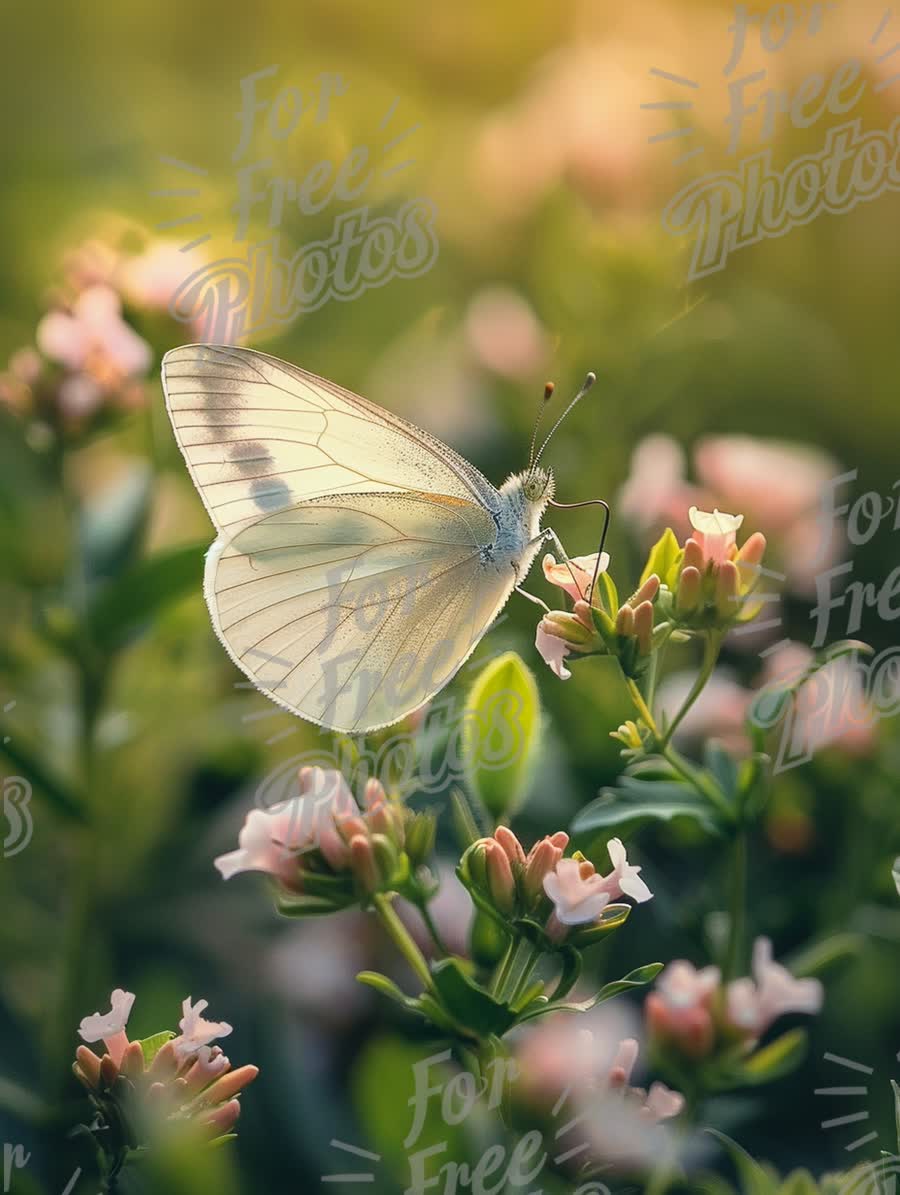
[
  {"left": 494, "top": 825, "right": 526, "bottom": 866},
  {"left": 485, "top": 840, "right": 516, "bottom": 914},
  {"left": 632, "top": 600, "right": 654, "bottom": 655},
  {"left": 616, "top": 604, "right": 635, "bottom": 636},
  {"left": 715, "top": 559, "right": 741, "bottom": 618},
  {"left": 350, "top": 835, "right": 380, "bottom": 893},
  {"left": 676, "top": 565, "right": 702, "bottom": 613}
]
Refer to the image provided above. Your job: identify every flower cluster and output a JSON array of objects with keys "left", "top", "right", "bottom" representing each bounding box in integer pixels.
[
  {"left": 460, "top": 828, "right": 652, "bottom": 948},
  {"left": 74, "top": 988, "right": 257, "bottom": 1155},
  {"left": 215, "top": 766, "right": 435, "bottom": 911},
  {"left": 645, "top": 938, "right": 823, "bottom": 1061}
]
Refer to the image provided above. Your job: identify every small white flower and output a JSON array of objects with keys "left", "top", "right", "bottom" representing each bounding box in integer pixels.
[
  {"left": 688, "top": 506, "right": 744, "bottom": 566},
  {"left": 173, "top": 997, "right": 233, "bottom": 1060},
  {"left": 600, "top": 838, "right": 653, "bottom": 904},
  {"left": 78, "top": 989, "right": 135, "bottom": 1045}
]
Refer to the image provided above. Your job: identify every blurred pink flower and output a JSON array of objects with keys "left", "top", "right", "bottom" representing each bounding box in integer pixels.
[
  {"left": 618, "top": 435, "right": 711, "bottom": 539},
  {"left": 37, "top": 285, "right": 151, "bottom": 379},
  {"left": 464, "top": 286, "right": 549, "bottom": 380},
  {"left": 656, "top": 668, "right": 752, "bottom": 753},
  {"left": 694, "top": 436, "right": 844, "bottom": 597},
  {"left": 119, "top": 239, "right": 199, "bottom": 311},
  {"left": 761, "top": 643, "right": 878, "bottom": 759},
  {"left": 724, "top": 937, "right": 823, "bottom": 1037},
  {"left": 645, "top": 961, "right": 720, "bottom": 1058}
]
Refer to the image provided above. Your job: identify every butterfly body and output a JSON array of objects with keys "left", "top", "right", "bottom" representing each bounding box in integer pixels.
[{"left": 162, "top": 345, "right": 559, "bottom": 733}]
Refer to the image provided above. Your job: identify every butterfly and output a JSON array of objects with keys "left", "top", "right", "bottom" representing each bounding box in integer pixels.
[{"left": 161, "top": 344, "right": 601, "bottom": 733}]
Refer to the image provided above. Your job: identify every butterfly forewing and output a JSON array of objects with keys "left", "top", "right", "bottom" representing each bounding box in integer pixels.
[{"left": 163, "top": 344, "right": 500, "bottom": 533}]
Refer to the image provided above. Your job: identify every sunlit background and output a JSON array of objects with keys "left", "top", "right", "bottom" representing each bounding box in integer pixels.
[{"left": 2, "top": 1, "right": 899, "bottom": 1190}]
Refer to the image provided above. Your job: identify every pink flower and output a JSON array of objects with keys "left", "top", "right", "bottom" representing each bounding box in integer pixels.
[
  {"left": 725, "top": 938, "right": 823, "bottom": 1037},
  {"left": 214, "top": 767, "right": 355, "bottom": 881},
  {"left": 173, "top": 997, "right": 233, "bottom": 1061},
  {"left": 543, "top": 858, "right": 611, "bottom": 927},
  {"left": 618, "top": 435, "right": 711, "bottom": 538},
  {"left": 688, "top": 506, "right": 744, "bottom": 567},
  {"left": 542, "top": 552, "right": 610, "bottom": 603},
  {"left": 645, "top": 960, "right": 720, "bottom": 1058},
  {"left": 463, "top": 286, "right": 549, "bottom": 380},
  {"left": 37, "top": 285, "right": 151, "bottom": 379},
  {"left": 535, "top": 619, "right": 574, "bottom": 679},
  {"left": 78, "top": 989, "right": 135, "bottom": 1065},
  {"left": 694, "top": 436, "right": 837, "bottom": 533}
]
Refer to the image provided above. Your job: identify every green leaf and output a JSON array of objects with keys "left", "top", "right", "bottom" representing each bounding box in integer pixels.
[
  {"left": 430, "top": 958, "right": 518, "bottom": 1037},
  {"left": 86, "top": 542, "right": 205, "bottom": 653},
  {"left": 742, "top": 1028, "right": 808, "bottom": 1084},
  {"left": 592, "top": 570, "right": 619, "bottom": 618},
  {"left": 520, "top": 962, "right": 662, "bottom": 1020},
  {"left": 461, "top": 652, "right": 540, "bottom": 820},
  {"left": 640, "top": 527, "right": 682, "bottom": 590},
  {"left": 138, "top": 1031, "right": 175, "bottom": 1065},
  {"left": 705, "top": 1129, "right": 779, "bottom": 1195},
  {"left": 785, "top": 933, "right": 862, "bottom": 978},
  {"left": 0, "top": 730, "right": 86, "bottom": 823},
  {"left": 572, "top": 775, "right": 724, "bottom": 838},
  {"left": 705, "top": 740, "right": 739, "bottom": 798},
  {"left": 449, "top": 786, "right": 484, "bottom": 851}
]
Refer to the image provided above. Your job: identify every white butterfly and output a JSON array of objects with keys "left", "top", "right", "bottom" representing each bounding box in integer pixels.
[{"left": 161, "top": 344, "right": 597, "bottom": 733}]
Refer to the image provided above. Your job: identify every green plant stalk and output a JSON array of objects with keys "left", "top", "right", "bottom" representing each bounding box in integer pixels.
[
  {"left": 490, "top": 937, "right": 517, "bottom": 999},
  {"left": 508, "top": 943, "right": 541, "bottom": 1006},
  {"left": 659, "top": 631, "right": 723, "bottom": 750},
  {"left": 372, "top": 892, "right": 435, "bottom": 994},
  {"left": 44, "top": 661, "right": 105, "bottom": 1102},
  {"left": 625, "top": 678, "right": 733, "bottom": 821},
  {"left": 415, "top": 896, "right": 449, "bottom": 958},
  {"left": 723, "top": 830, "right": 748, "bottom": 982}
]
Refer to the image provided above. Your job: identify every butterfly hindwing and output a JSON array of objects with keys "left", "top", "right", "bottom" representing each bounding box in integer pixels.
[{"left": 206, "top": 492, "right": 514, "bottom": 731}]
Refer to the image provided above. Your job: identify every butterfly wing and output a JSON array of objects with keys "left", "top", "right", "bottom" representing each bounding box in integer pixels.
[
  {"left": 207, "top": 491, "right": 515, "bottom": 731},
  {"left": 161, "top": 344, "right": 515, "bottom": 731},
  {"left": 162, "top": 343, "right": 501, "bottom": 534}
]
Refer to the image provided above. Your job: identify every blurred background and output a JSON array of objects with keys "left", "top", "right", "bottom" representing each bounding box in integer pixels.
[{"left": 1, "top": 0, "right": 899, "bottom": 1190}]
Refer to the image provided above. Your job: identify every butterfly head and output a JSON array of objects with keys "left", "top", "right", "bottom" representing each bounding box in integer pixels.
[{"left": 523, "top": 466, "right": 554, "bottom": 504}]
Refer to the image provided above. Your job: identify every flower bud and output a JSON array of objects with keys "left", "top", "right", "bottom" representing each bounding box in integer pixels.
[
  {"left": 404, "top": 811, "right": 437, "bottom": 867},
  {"left": 485, "top": 840, "right": 516, "bottom": 914},
  {"left": 675, "top": 565, "right": 702, "bottom": 613},
  {"left": 349, "top": 835, "right": 380, "bottom": 893},
  {"left": 494, "top": 825, "right": 526, "bottom": 866},
  {"left": 715, "top": 559, "right": 740, "bottom": 618}
]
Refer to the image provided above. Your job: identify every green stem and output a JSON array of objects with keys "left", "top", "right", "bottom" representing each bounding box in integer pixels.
[
  {"left": 490, "top": 937, "right": 517, "bottom": 999},
  {"left": 659, "top": 632, "right": 723, "bottom": 751},
  {"left": 417, "top": 899, "right": 449, "bottom": 958},
  {"left": 372, "top": 892, "right": 435, "bottom": 993},
  {"left": 45, "top": 663, "right": 104, "bottom": 1101},
  {"left": 508, "top": 944, "right": 540, "bottom": 1005},
  {"left": 723, "top": 830, "right": 748, "bottom": 981},
  {"left": 626, "top": 677, "right": 734, "bottom": 821}
]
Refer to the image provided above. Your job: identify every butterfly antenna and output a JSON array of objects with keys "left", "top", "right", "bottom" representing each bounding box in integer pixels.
[
  {"left": 548, "top": 495, "right": 612, "bottom": 605},
  {"left": 527, "top": 382, "right": 555, "bottom": 470},
  {"left": 532, "top": 371, "right": 596, "bottom": 470}
]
